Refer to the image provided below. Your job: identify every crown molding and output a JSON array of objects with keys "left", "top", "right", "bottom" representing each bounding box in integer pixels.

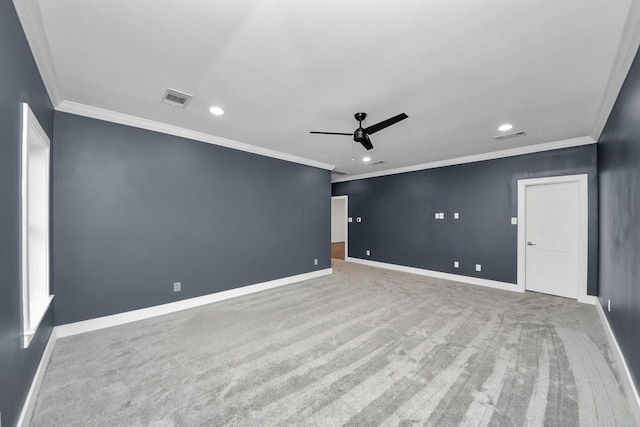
[
  {"left": 591, "top": 1, "right": 640, "bottom": 140},
  {"left": 13, "top": 0, "right": 62, "bottom": 105},
  {"left": 332, "top": 136, "right": 596, "bottom": 183},
  {"left": 56, "top": 100, "right": 335, "bottom": 170}
]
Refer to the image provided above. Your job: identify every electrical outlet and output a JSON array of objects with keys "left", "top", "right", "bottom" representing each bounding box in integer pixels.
[
  {"left": 454, "top": 212, "right": 459, "bottom": 219},
  {"left": 173, "top": 282, "right": 181, "bottom": 292},
  {"left": 475, "top": 264, "right": 482, "bottom": 272},
  {"left": 608, "top": 299, "right": 611, "bottom": 312},
  {"left": 435, "top": 212, "right": 439, "bottom": 219},
  {"left": 454, "top": 261, "right": 459, "bottom": 268},
  {"left": 366, "top": 250, "right": 371, "bottom": 256},
  {"left": 314, "top": 258, "right": 318, "bottom": 265}
]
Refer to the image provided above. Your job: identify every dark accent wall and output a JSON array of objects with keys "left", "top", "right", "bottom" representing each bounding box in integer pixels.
[
  {"left": 598, "top": 46, "right": 640, "bottom": 392},
  {"left": 0, "top": 2, "right": 55, "bottom": 426},
  {"left": 53, "top": 112, "right": 330, "bottom": 325},
  {"left": 333, "top": 145, "right": 598, "bottom": 293}
]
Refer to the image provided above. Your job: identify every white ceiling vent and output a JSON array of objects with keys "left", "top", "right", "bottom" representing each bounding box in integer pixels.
[
  {"left": 369, "top": 160, "right": 386, "bottom": 166},
  {"left": 493, "top": 130, "right": 526, "bottom": 141},
  {"left": 161, "top": 88, "right": 193, "bottom": 108}
]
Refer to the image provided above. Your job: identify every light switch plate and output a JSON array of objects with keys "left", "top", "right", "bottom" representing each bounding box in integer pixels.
[
  {"left": 348, "top": 217, "right": 353, "bottom": 222},
  {"left": 454, "top": 212, "right": 459, "bottom": 219},
  {"left": 511, "top": 217, "right": 518, "bottom": 225},
  {"left": 356, "top": 217, "right": 362, "bottom": 223}
]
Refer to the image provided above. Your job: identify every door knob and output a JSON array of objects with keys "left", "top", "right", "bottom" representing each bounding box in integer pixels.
[{"left": 527, "top": 241, "right": 536, "bottom": 246}]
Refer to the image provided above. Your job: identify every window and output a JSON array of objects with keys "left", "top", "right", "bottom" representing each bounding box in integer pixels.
[{"left": 21, "top": 103, "right": 53, "bottom": 348}]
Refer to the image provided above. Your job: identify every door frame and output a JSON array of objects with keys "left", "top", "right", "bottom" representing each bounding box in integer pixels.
[
  {"left": 517, "top": 174, "right": 590, "bottom": 302},
  {"left": 331, "top": 195, "right": 348, "bottom": 259}
]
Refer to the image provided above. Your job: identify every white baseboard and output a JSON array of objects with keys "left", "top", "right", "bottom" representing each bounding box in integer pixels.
[
  {"left": 17, "top": 328, "right": 56, "bottom": 427},
  {"left": 595, "top": 300, "right": 640, "bottom": 425},
  {"left": 56, "top": 268, "right": 332, "bottom": 338},
  {"left": 578, "top": 295, "right": 598, "bottom": 305},
  {"left": 346, "top": 257, "right": 520, "bottom": 293}
]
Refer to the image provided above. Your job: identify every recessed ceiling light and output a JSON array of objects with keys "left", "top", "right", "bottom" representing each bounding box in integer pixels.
[
  {"left": 209, "top": 106, "right": 224, "bottom": 116},
  {"left": 362, "top": 156, "right": 371, "bottom": 162},
  {"left": 498, "top": 124, "right": 513, "bottom": 132}
]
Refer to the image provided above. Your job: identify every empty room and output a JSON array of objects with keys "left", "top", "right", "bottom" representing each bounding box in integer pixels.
[{"left": 2, "top": 0, "right": 640, "bottom": 426}]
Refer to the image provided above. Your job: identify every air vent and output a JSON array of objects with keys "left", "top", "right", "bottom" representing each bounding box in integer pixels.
[
  {"left": 369, "top": 160, "right": 386, "bottom": 166},
  {"left": 331, "top": 169, "right": 349, "bottom": 176},
  {"left": 493, "top": 130, "right": 526, "bottom": 141},
  {"left": 161, "top": 88, "right": 193, "bottom": 108}
]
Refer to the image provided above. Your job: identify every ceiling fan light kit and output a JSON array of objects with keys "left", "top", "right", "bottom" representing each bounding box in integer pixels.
[{"left": 310, "top": 112, "right": 408, "bottom": 151}]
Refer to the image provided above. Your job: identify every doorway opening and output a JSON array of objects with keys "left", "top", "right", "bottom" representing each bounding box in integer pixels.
[
  {"left": 331, "top": 196, "right": 348, "bottom": 260},
  {"left": 517, "top": 174, "right": 590, "bottom": 302}
]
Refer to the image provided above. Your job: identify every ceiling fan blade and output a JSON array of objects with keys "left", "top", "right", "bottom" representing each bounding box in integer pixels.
[
  {"left": 310, "top": 131, "right": 353, "bottom": 136},
  {"left": 360, "top": 134, "right": 374, "bottom": 150},
  {"left": 363, "top": 113, "right": 408, "bottom": 135}
]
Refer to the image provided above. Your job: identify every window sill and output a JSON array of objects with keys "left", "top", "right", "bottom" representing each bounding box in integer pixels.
[{"left": 23, "top": 294, "right": 54, "bottom": 349}]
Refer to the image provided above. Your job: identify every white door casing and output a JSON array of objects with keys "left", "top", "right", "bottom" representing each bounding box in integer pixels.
[
  {"left": 517, "top": 175, "right": 591, "bottom": 303},
  {"left": 331, "top": 195, "right": 348, "bottom": 258}
]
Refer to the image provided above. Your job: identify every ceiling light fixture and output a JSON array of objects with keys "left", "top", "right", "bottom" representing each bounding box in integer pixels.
[
  {"left": 498, "top": 123, "right": 513, "bottom": 132},
  {"left": 362, "top": 156, "right": 371, "bottom": 162},
  {"left": 209, "top": 106, "right": 224, "bottom": 116}
]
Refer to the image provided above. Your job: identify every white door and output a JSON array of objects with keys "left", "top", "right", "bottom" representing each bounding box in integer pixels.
[{"left": 524, "top": 181, "right": 582, "bottom": 299}]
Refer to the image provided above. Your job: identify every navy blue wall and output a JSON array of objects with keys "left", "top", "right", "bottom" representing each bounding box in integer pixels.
[
  {"left": 333, "top": 145, "right": 598, "bottom": 293},
  {"left": 0, "top": 1, "right": 55, "bottom": 425},
  {"left": 598, "top": 46, "right": 640, "bottom": 393},
  {"left": 53, "top": 112, "right": 330, "bottom": 325}
]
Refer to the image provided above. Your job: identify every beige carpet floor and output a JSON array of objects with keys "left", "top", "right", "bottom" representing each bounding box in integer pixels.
[{"left": 31, "top": 260, "right": 635, "bottom": 426}]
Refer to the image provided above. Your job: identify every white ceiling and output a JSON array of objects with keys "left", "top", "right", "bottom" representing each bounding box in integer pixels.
[{"left": 16, "top": 0, "right": 638, "bottom": 179}]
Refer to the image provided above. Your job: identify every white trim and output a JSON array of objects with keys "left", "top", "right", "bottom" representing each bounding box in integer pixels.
[
  {"left": 56, "top": 101, "right": 335, "bottom": 171},
  {"left": 332, "top": 137, "right": 595, "bottom": 183},
  {"left": 595, "top": 301, "right": 640, "bottom": 424},
  {"left": 12, "top": 0, "right": 62, "bottom": 105},
  {"left": 591, "top": 1, "right": 640, "bottom": 141},
  {"left": 21, "top": 103, "right": 54, "bottom": 348},
  {"left": 23, "top": 295, "right": 54, "bottom": 348},
  {"left": 517, "top": 174, "right": 590, "bottom": 303},
  {"left": 331, "top": 195, "right": 348, "bottom": 259},
  {"left": 17, "top": 328, "right": 56, "bottom": 427},
  {"left": 346, "top": 257, "right": 521, "bottom": 293},
  {"left": 56, "top": 268, "right": 332, "bottom": 338}
]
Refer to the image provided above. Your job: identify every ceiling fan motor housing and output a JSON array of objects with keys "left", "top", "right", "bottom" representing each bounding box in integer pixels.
[{"left": 354, "top": 128, "right": 366, "bottom": 142}]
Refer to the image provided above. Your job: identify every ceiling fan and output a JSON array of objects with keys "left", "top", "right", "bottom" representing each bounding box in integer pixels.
[{"left": 310, "top": 112, "right": 408, "bottom": 150}]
